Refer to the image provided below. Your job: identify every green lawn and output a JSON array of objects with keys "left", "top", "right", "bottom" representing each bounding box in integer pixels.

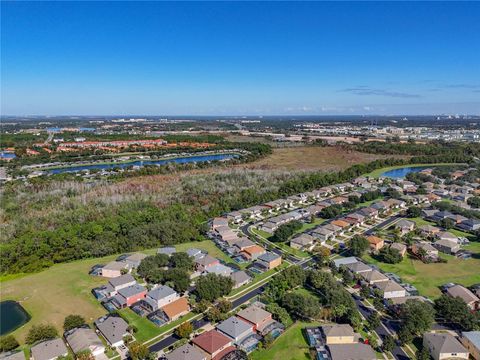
[
  {"left": 0, "top": 239, "right": 227, "bottom": 343},
  {"left": 363, "top": 250, "right": 480, "bottom": 298},
  {"left": 229, "top": 262, "right": 289, "bottom": 296},
  {"left": 250, "top": 321, "right": 318, "bottom": 360}
]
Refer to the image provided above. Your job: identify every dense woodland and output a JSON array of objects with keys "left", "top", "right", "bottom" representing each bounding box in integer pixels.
[{"left": 0, "top": 141, "right": 477, "bottom": 274}]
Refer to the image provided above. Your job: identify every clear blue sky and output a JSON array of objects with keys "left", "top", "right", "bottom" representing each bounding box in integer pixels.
[{"left": 1, "top": 1, "right": 479, "bottom": 115}]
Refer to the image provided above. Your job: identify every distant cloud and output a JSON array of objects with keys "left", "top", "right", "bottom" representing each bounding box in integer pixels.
[
  {"left": 339, "top": 86, "right": 422, "bottom": 98},
  {"left": 443, "top": 84, "right": 480, "bottom": 89}
]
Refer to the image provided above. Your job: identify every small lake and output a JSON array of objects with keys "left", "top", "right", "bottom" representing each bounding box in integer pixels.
[
  {"left": 0, "top": 301, "right": 30, "bottom": 335},
  {"left": 47, "top": 153, "right": 238, "bottom": 174},
  {"left": 381, "top": 166, "right": 431, "bottom": 179}
]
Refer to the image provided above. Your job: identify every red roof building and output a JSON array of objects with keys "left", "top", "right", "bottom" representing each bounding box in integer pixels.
[{"left": 191, "top": 330, "right": 233, "bottom": 360}]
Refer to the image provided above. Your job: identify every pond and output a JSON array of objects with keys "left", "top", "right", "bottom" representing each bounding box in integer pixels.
[
  {"left": 0, "top": 300, "right": 30, "bottom": 335},
  {"left": 47, "top": 153, "right": 239, "bottom": 174},
  {"left": 380, "top": 166, "right": 431, "bottom": 179}
]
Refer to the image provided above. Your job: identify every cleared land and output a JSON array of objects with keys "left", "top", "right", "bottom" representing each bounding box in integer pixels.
[
  {"left": 237, "top": 146, "right": 402, "bottom": 172},
  {"left": 363, "top": 239, "right": 480, "bottom": 298},
  {"left": 0, "top": 240, "right": 229, "bottom": 342},
  {"left": 250, "top": 321, "right": 317, "bottom": 360}
]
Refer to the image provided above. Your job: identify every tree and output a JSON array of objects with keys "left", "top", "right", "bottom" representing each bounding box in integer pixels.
[
  {"left": 169, "top": 252, "right": 194, "bottom": 271},
  {"left": 128, "top": 342, "right": 150, "bottom": 360},
  {"left": 367, "top": 312, "right": 380, "bottom": 330},
  {"left": 467, "top": 196, "right": 480, "bottom": 208},
  {"left": 378, "top": 247, "right": 402, "bottom": 264},
  {"left": 360, "top": 286, "right": 370, "bottom": 299},
  {"left": 217, "top": 299, "right": 232, "bottom": 314},
  {"left": 398, "top": 300, "right": 435, "bottom": 340},
  {"left": 282, "top": 292, "right": 321, "bottom": 320},
  {"left": 435, "top": 294, "right": 479, "bottom": 331},
  {"left": 440, "top": 218, "right": 455, "bottom": 229},
  {"left": 164, "top": 269, "right": 190, "bottom": 293},
  {"left": 265, "top": 303, "right": 293, "bottom": 327},
  {"left": 194, "top": 300, "right": 210, "bottom": 313},
  {"left": 206, "top": 307, "right": 224, "bottom": 322},
  {"left": 76, "top": 350, "right": 94, "bottom": 360},
  {"left": 63, "top": 314, "right": 86, "bottom": 331},
  {"left": 341, "top": 269, "right": 354, "bottom": 285},
  {"left": 0, "top": 335, "right": 19, "bottom": 352},
  {"left": 397, "top": 326, "right": 414, "bottom": 345},
  {"left": 382, "top": 335, "right": 395, "bottom": 352},
  {"left": 416, "top": 347, "right": 431, "bottom": 360},
  {"left": 26, "top": 324, "right": 58, "bottom": 344},
  {"left": 349, "top": 235, "right": 369, "bottom": 257},
  {"left": 271, "top": 221, "right": 302, "bottom": 242},
  {"left": 195, "top": 273, "right": 234, "bottom": 302},
  {"left": 406, "top": 206, "right": 421, "bottom": 218},
  {"left": 174, "top": 322, "right": 193, "bottom": 339}
]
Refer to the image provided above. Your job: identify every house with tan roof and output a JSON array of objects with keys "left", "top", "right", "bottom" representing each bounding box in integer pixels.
[
  {"left": 162, "top": 297, "right": 190, "bottom": 321},
  {"left": 374, "top": 280, "right": 406, "bottom": 299},
  {"left": 321, "top": 324, "right": 355, "bottom": 344},
  {"left": 236, "top": 305, "right": 272, "bottom": 332},
  {"left": 239, "top": 245, "right": 266, "bottom": 260},
  {"left": 390, "top": 242, "right": 407, "bottom": 257},
  {"left": 366, "top": 235, "right": 384, "bottom": 251},
  {"left": 360, "top": 269, "right": 389, "bottom": 285},
  {"left": 290, "top": 233, "right": 315, "bottom": 251}
]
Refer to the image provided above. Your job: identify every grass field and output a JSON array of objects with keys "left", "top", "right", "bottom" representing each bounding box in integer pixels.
[
  {"left": 0, "top": 239, "right": 231, "bottom": 343},
  {"left": 250, "top": 321, "right": 318, "bottom": 360},
  {"left": 237, "top": 146, "right": 400, "bottom": 172},
  {"left": 363, "top": 247, "right": 480, "bottom": 298}
]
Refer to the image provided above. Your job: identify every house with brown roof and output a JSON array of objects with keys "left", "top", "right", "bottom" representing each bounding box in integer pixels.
[
  {"left": 418, "top": 224, "right": 441, "bottom": 237},
  {"left": 366, "top": 236, "right": 384, "bottom": 252},
  {"left": 240, "top": 245, "right": 266, "bottom": 260},
  {"left": 195, "top": 255, "right": 220, "bottom": 272},
  {"left": 191, "top": 330, "right": 233, "bottom": 360},
  {"left": 331, "top": 219, "right": 350, "bottom": 230}
]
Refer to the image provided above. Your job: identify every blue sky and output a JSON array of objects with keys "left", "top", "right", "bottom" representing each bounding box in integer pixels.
[{"left": 1, "top": 1, "right": 479, "bottom": 115}]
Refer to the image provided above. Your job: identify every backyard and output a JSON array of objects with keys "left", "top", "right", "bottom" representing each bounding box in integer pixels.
[{"left": 250, "top": 321, "right": 317, "bottom": 360}]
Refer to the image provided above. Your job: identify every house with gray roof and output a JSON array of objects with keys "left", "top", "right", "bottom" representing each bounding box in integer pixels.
[
  {"left": 434, "top": 239, "right": 461, "bottom": 255},
  {"left": 423, "top": 333, "right": 469, "bottom": 360},
  {"left": 461, "top": 331, "right": 480, "bottom": 360},
  {"left": 165, "top": 343, "right": 207, "bottom": 360},
  {"left": 204, "top": 263, "right": 233, "bottom": 277},
  {"left": 124, "top": 253, "right": 147, "bottom": 269},
  {"left": 64, "top": 327, "right": 105, "bottom": 357},
  {"left": 95, "top": 316, "right": 129, "bottom": 347},
  {"left": 143, "top": 285, "right": 179, "bottom": 311},
  {"left": 216, "top": 316, "right": 254, "bottom": 344},
  {"left": 327, "top": 343, "right": 376, "bottom": 360},
  {"left": 344, "top": 261, "right": 372, "bottom": 275},
  {"left": 31, "top": 339, "right": 68, "bottom": 360},
  {"left": 0, "top": 352, "right": 25, "bottom": 360},
  {"left": 231, "top": 270, "right": 251, "bottom": 289},
  {"left": 332, "top": 257, "right": 358, "bottom": 269},
  {"left": 186, "top": 248, "right": 203, "bottom": 259},
  {"left": 108, "top": 274, "right": 136, "bottom": 293}
]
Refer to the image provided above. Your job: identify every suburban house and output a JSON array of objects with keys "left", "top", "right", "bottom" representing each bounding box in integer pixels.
[
  {"left": 311, "top": 226, "right": 335, "bottom": 242},
  {"left": 124, "top": 253, "right": 147, "bottom": 269},
  {"left": 412, "top": 241, "right": 439, "bottom": 260},
  {"left": 434, "top": 239, "right": 461, "bottom": 255},
  {"left": 143, "top": 285, "right": 179, "bottom": 311},
  {"left": 195, "top": 255, "right": 220, "bottom": 272},
  {"left": 395, "top": 219, "right": 415, "bottom": 234},
  {"left": 204, "top": 263, "right": 233, "bottom": 277},
  {"left": 418, "top": 224, "right": 441, "bottom": 237},
  {"left": 321, "top": 324, "right": 355, "bottom": 344},
  {"left": 366, "top": 235, "right": 384, "bottom": 252},
  {"left": 112, "top": 284, "right": 147, "bottom": 308},
  {"left": 290, "top": 233, "right": 315, "bottom": 251},
  {"left": 458, "top": 218, "right": 480, "bottom": 231},
  {"left": 374, "top": 280, "right": 406, "bottom": 299},
  {"left": 230, "top": 271, "right": 251, "bottom": 289},
  {"left": 390, "top": 243, "right": 407, "bottom": 257},
  {"left": 435, "top": 231, "right": 459, "bottom": 243},
  {"left": 211, "top": 217, "right": 229, "bottom": 229},
  {"left": 161, "top": 297, "right": 190, "bottom": 322},
  {"left": 101, "top": 261, "right": 127, "bottom": 278},
  {"left": 239, "top": 245, "right": 266, "bottom": 260},
  {"left": 236, "top": 305, "right": 273, "bottom": 332},
  {"left": 255, "top": 252, "right": 282, "bottom": 270},
  {"left": 191, "top": 330, "right": 234, "bottom": 360},
  {"left": 446, "top": 285, "right": 480, "bottom": 310},
  {"left": 187, "top": 248, "right": 204, "bottom": 259},
  {"left": 0, "top": 352, "right": 24, "bottom": 360},
  {"left": 360, "top": 269, "right": 389, "bottom": 285},
  {"left": 460, "top": 331, "right": 480, "bottom": 360},
  {"left": 331, "top": 219, "right": 350, "bottom": 231},
  {"left": 64, "top": 327, "right": 105, "bottom": 358},
  {"left": 95, "top": 316, "right": 129, "bottom": 347},
  {"left": 165, "top": 344, "right": 207, "bottom": 360},
  {"left": 30, "top": 339, "right": 68, "bottom": 360},
  {"left": 344, "top": 213, "right": 365, "bottom": 226},
  {"left": 216, "top": 316, "right": 254, "bottom": 345},
  {"left": 423, "top": 333, "right": 469, "bottom": 360},
  {"left": 358, "top": 207, "right": 379, "bottom": 219},
  {"left": 344, "top": 261, "right": 372, "bottom": 275},
  {"left": 327, "top": 344, "right": 376, "bottom": 360},
  {"left": 332, "top": 257, "right": 358, "bottom": 269}
]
